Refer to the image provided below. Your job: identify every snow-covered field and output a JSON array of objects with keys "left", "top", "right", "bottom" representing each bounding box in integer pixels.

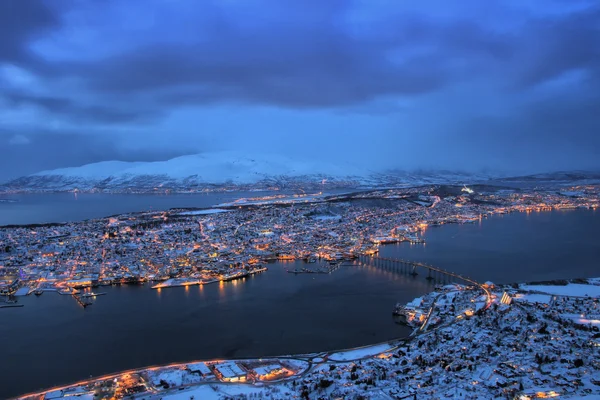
[
  {"left": 312, "top": 215, "right": 342, "bottom": 221},
  {"left": 520, "top": 283, "right": 600, "bottom": 297},
  {"left": 513, "top": 293, "right": 552, "bottom": 304},
  {"left": 327, "top": 343, "right": 395, "bottom": 362},
  {"left": 561, "top": 313, "right": 600, "bottom": 326},
  {"left": 147, "top": 367, "right": 203, "bottom": 387},
  {"left": 216, "top": 193, "right": 328, "bottom": 208},
  {"left": 177, "top": 209, "right": 231, "bottom": 215},
  {"left": 162, "top": 383, "right": 294, "bottom": 399}
]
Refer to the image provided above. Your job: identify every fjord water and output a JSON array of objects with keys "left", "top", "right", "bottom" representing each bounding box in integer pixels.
[
  {"left": 0, "top": 190, "right": 361, "bottom": 226},
  {"left": 1, "top": 262, "right": 421, "bottom": 398},
  {"left": 0, "top": 192, "right": 276, "bottom": 226},
  {"left": 380, "top": 208, "right": 600, "bottom": 284},
  {"left": 2, "top": 209, "right": 599, "bottom": 398}
]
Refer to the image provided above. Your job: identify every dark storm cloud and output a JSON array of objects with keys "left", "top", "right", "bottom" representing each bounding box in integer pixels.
[
  {"left": 62, "top": 11, "right": 506, "bottom": 109},
  {"left": 512, "top": 7, "right": 600, "bottom": 89},
  {"left": 7, "top": 0, "right": 600, "bottom": 113},
  {"left": 3, "top": 92, "right": 153, "bottom": 123},
  {"left": 450, "top": 92, "right": 600, "bottom": 173},
  {"left": 0, "top": 0, "right": 599, "bottom": 177},
  {"left": 0, "top": 0, "right": 60, "bottom": 63},
  {"left": 31, "top": 1, "right": 597, "bottom": 116}
]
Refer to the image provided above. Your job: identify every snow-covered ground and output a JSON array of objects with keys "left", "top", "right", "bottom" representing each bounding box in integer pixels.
[
  {"left": 561, "top": 313, "right": 600, "bottom": 326},
  {"left": 147, "top": 367, "right": 203, "bottom": 387},
  {"left": 512, "top": 293, "right": 552, "bottom": 304},
  {"left": 216, "top": 192, "right": 329, "bottom": 207},
  {"left": 161, "top": 383, "right": 295, "bottom": 399},
  {"left": 312, "top": 215, "right": 342, "bottom": 221},
  {"left": 327, "top": 343, "right": 395, "bottom": 361},
  {"left": 520, "top": 283, "right": 600, "bottom": 297},
  {"left": 177, "top": 209, "right": 231, "bottom": 215}
]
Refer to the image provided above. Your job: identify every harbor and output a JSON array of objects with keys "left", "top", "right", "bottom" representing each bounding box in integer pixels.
[
  {"left": 285, "top": 262, "right": 342, "bottom": 274},
  {"left": 151, "top": 266, "right": 268, "bottom": 289}
]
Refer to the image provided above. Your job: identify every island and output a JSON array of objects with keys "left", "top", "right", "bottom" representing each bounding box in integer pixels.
[{"left": 1, "top": 184, "right": 598, "bottom": 303}]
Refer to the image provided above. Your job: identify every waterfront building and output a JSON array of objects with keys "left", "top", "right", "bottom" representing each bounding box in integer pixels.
[{"left": 213, "top": 362, "right": 247, "bottom": 382}]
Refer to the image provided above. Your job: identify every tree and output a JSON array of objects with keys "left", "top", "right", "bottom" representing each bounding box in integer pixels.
[{"left": 318, "top": 379, "right": 333, "bottom": 389}]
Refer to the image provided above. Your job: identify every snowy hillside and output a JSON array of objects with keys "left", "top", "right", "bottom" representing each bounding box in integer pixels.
[
  {"left": 2, "top": 152, "right": 495, "bottom": 192},
  {"left": 31, "top": 153, "right": 367, "bottom": 181}
]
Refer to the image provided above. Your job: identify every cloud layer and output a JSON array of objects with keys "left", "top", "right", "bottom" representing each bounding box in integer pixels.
[{"left": 1, "top": 0, "right": 599, "bottom": 180}]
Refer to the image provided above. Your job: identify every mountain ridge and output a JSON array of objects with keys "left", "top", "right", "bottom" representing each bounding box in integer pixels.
[
  {"left": 1, "top": 152, "right": 495, "bottom": 192},
  {"left": 2, "top": 152, "right": 598, "bottom": 192}
]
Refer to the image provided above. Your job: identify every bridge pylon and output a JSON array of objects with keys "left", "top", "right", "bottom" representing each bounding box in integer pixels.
[{"left": 410, "top": 265, "right": 418, "bottom": 277}]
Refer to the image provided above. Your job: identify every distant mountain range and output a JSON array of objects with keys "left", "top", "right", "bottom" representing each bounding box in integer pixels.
[
  {"left": 1, "top": 152, "right": 598, "bottom": 192},
  {"left": 496, "top": 171, "right": 600, "bottom": 182}
]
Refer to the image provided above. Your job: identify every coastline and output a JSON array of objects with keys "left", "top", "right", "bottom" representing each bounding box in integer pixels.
[
  {"left": 3, "top": 186, "right": 599, "bottom": 398},
  {"left": 16, "top": 276, "right": 600, "bottom": 400}
]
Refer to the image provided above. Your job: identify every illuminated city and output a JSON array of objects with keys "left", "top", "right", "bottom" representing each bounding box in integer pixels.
[
  {"left": 2, "top": 0, "right": 600, "bottom": 398},
  {"left": 2, "top": 185, "right": 598, "bottom": 300},
  {"left": 2, "top": 184, "right": 600, "bottom": 398}
]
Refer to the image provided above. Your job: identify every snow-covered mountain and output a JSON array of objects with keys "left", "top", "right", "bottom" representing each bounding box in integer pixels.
[{"left": 2, "top": 152, "right": 495, "bottom": 192}]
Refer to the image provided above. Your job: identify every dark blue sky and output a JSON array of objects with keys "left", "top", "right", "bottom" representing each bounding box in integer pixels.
[{"left": 1, "top": 0, "right": 599, "bottom": 180}]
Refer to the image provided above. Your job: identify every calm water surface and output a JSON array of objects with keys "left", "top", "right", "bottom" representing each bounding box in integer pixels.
[
  {"left": 0, "top": 192, "right": 260, "bottom": 226},
  {"left": 1, "top": 262, "right": 421, "bottom": 398},
  {"left": 381, "top": 209, "right": 600, "bottom": 284},
  {"left": 0, "top": 191, "right": 342, "bottom": 226},
  {"left": 1, "top": 209, "right": 599, "bottom": 398}
]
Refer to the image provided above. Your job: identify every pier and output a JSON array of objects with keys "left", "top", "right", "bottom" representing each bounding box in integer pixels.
[
  {"left": 73, "top": 294, "right": 93, "bottom": 308},
  {"left": 80, "top": 292, "right": 107, "bottom": 298},
  {"left": 286, "top": 263, "right": 341, "bottom": 275},
  {"left": 151, "top": 267, "right": 268, "bottom": 289}
]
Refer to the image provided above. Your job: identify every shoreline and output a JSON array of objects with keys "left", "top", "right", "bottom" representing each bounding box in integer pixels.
[
  {"left": 4, "top": 186, "right": 599, "bottom": 398},
  {"left": 15, "top": 276, "right": 600, "bottom": 400},
  {"left": 1, "top": 186, "right": 597, "bottom": 229}
]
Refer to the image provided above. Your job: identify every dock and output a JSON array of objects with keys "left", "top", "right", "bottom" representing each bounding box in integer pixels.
[
  {"left": 73, "top": 294, "right": 93, "bottom": 308},
  {"left": 286, "top": 264, "right": 340, "bottom": 275},
  {"left": 152, "top": 268, "right": 268, "bottom": 289},
  {"left": 80, "top": 292, "right": 107, "bottom": 298},
  {"left": 14, "top": 287, "right": 30, "bottom": 297},
  {"left": 151, "top": 278, "right": 202, "bottom": 289}
]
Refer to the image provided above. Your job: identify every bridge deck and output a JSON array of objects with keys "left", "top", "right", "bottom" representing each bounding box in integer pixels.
[{"left": 358, "top": 255, "right": 481, "bottom": 287}]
